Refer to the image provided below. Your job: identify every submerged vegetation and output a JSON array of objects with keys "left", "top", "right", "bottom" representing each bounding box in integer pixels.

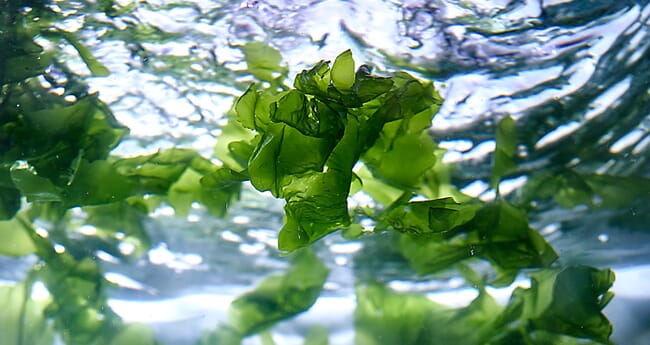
[{"left": 4, "top": 1, "right": 649, "bottom": 344}]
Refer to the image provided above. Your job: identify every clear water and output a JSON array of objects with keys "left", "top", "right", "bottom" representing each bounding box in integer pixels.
[{"left": 3, "top": 0, "right": 650, "bottom": 344}]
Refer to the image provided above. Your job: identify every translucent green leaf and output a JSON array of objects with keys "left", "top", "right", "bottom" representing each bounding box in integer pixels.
[
  {"left": 10, "top": 162, "right": 63, "bottom": 202},
  {"left": 198, "top": 168, "right": 246, "bottom": 217},
  {"left": 363, "top": 130, "right": 437, "bottom": 188},
  {"left": 542, "top": 267, "right": 615, "bottom": 340},
  {"left": 521, "top": 169, "right": 650, "bottom": 211},
  {"left": 352, "top": 66, "right": 394, "bottom": 103},
  {"left": 356, "top": 267, "right": 614, "bottom": 345},
  {"left": 397, "top": 199, "right": 557, "bottom": 275},
  {"left": 375, "top": 72, "right": 438, "bottom": 121},
  {"left": 303, "top": 325, "right": 329, "bottom": 345},
  {"left": 0, "top": 212, "right": 36, "bottom": 256},
  {"left": 24, "top": 96, "right": 91, "bottom": 135},
  {"left": 35, "top": 254, "right": 123, "bottom": 345},
  {"left": 109, "top": 323, "right": 156, "bottom": 345},
  {"left": 471, "top": 200, "right": 558, "bottom": 269},
  {"left": 399, "top": 234, "right": 476, "bottom": 274},
  {"left": 111, "top": 148, "right": 243, "bottom": 217},
  {"left": 491, "top": 116, "right": 517, "bottom": 188},
  {"left": 213, "top": 120, "right": 257, "bottom": 172},
  {"left": 235, "top": 85, "right": 259, "bottom": 130},
  {"left": 249, "top": 123, "right": 333, "bottom": 198},
  {"left": 279, "top": 171, "right": 352, "bottom": 251},
  {"left": 82, "top": 201, "right": 150, "bottom": 258},
  {"left": 582, "top": 174, "right": 650, "bottom": 208},
  {"left": 383, "top": 197, "right": 480, "bottom": 235},
  {"left": 2, "top": 93, "right": 126, "bottom": 188},
  {"left": 260, "top": 330, "right": 276, "bottom": 345},
  {"left": 355, "top": 283, "right": 437, "bottom": 345},
  {"left": 65, "top": 159, "right": 135, "bottom": 207},
  {"left": 277, "top": 115, "right": 364, "bottom": 251},
  {"left": 113, "top": 148, "right": 199, "bottom": 195},
  {"left": 361, "top": 76, "right": 439, "bottom": 188},
  {"left": 269, "top": 90, "right": 316, "bottom": 136},
  {"left": 0, "top": 30, "right": 53, "bottom": 83},
  {"left": 355, "top": 283, "right": 502, "bottom": 345},
  {"left": 229, "top": 248, "right": 328, "bottom": 335},
  {"left": 496, "top": 266, "right": 615, "bottom": 344},
  {"left": 355, "top": 164, "right": 404, "bottom": 207},
  {"left": 294, "top": 60, "right": 331, "bottom": 98},
  {"left": 240, "top": 42, "right": 286, "bottom": 82},
  {"left": 342, "top": 223, "right": 364, "bottom": 239},
  {"left": 60, "top": 31, "right": 110, "bottom": 77},
  {"left": 331, "top": 50, "right": 355, "bottom": 91},
  {"left": 0, "top": 281, "right": 55, "bottom": 345},
  {"left": 198, "top": 326, "right": 243, "bottom": 345},
  {"left": 12, "top": 97, "right": 91, "bottom": 159},
  {"left": 232, "top": 85, "right": 280, "bottom": 135}
]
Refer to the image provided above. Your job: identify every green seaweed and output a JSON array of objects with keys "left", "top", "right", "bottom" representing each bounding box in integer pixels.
[
  {"left": 355, "top": 266, "right": 614, "bottom": 345},
  {"left": 199, "top": 249, "right": 328, "bottom": 344},
  {"left": 0, "top": 1, "right": 625, "bottom": 343},
  {"left": 233, "top": 49, "right": 443, "bottom": 251},
  {"left": 492, "top": 115, "right": 518, "bottom": 190}
]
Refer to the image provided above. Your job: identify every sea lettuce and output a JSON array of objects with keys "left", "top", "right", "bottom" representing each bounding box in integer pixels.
[
  {"left": 229, "top": 248, "right": 328, "bottom": 335},
  {"left": 233, "top": 49, "right": 443, "bottom": 251},
  {"left": 0, "top": 211, "right": 38, "bottom": 257},
  {"left": 199, "top": 249, "right": 328, "bottom": 344},
  {"left": 240, "top": 42, "right": 288, "bottom": 86},
  {"left": 0, "top": 6, "right": 620, "bottom": 342},
  {"left": 1, "top": 90, "right": 127, "bottom": 195},
  {"left": 24, "top": 224, "right": 124, "bottom": 345},
  {"left": 0, "top": 21, "right": 53, "bottom": 84},
  {"left": 303, "top": 326, "right": 329, "bottom": 345},
  {"left": 0, "top": 281, "right": 55, "bottom": 345},
  {"left": 355, "top": 283, "right": 502, "bottom": 345},
  {"left": 519, "top": 168, "right": 650, "bottom": 209},
  {"left": 0, "top": 4, "right": 234, "bottom": 343},
  {"left": 355, "top": 266, "right": 614, "bottom": 345},
  {"left": 377, "top": 197, "right": 557, "bottom": 285},
  {"left": 490, "top": 266, "right": 615, "bottom": 344},
  {"left": 492, "top": 116, "right": 518, "bottom": 189},
  {"left": 226, "top": 47, "right": 615, "bottom": 344}
]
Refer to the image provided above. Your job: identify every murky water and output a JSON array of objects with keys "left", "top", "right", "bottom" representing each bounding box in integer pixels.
[{"left": 2, "top": 0, "right": 650, "bottom": 344}]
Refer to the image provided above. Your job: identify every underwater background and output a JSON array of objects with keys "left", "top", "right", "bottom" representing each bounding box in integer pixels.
[{"left": 1, "top": 0, "right": 650, "bottom": 344}]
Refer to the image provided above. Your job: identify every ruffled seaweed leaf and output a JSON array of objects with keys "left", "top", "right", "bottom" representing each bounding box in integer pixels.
[
  {"left": 240, "top": 42, "right": 287, "bottom": 84},
  {"left": 234, "top": 49, "right": 442, "bottom": 251},
  {"left": 227, "top": 249, "right": 328, "bottom": 336},
  {"left": 396, "top": 199, "right": 557, "bottom": 277},
  {"left": 355, "top": 266, "right": 614, "bottom": 345},
  {"left": 491, "top": 116, "right": 518, "bottom": 189}
]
